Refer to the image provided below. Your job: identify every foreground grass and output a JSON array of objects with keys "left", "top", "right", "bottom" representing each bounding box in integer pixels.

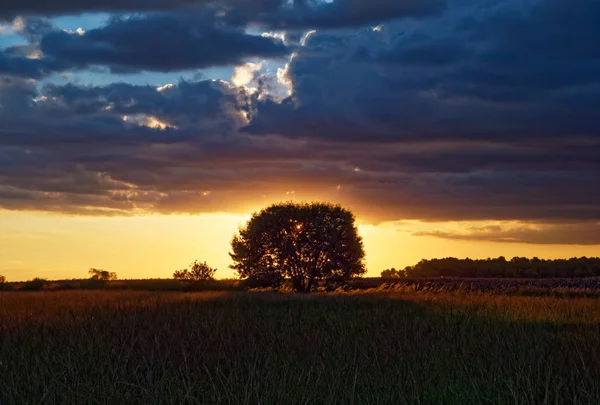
[{"left": 1, "top": 291, "right": 599, "bottom": 404}]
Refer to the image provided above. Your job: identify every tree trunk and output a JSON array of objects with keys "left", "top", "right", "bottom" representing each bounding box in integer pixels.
[
  {"left": 305, "top": 277, "right": 315, "bottom": 293},
  {"left": 292, "top": 276, "right": 304, "bottom": 292}
]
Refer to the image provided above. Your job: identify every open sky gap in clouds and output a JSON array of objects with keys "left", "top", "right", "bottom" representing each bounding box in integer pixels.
[{"left": 1, "top": 0, "right": 599, "bottom": 245}]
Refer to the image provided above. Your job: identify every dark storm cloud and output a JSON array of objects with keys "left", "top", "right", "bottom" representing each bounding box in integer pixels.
[
  {"left": 245, "top": 0, "right": 600, "bottom": 142},
  {"left": 39, "top": 14, "right": 290, "bottom": 73},
  {"left": 0, "top": 76, "right": 37, "bottom": 117},
  {"left": 224, "top": 0, "right": 446, "bottom": 29},
  {"left": 1, "top": 73, "right": 598, "bottom": 226},
  {"left": 0, "top": 48, "right": 68, "bottom": 79},
  {"left": 0, "top": 18, "right": 66, "bottom": 79},
  {"left": 41, "top": 80, "right": 250, "bottom": 124},
  {"left": 363, "top": 141, "right": 600, "bottom": 173},
  {"left": 0, "top": 0, "right": 599, "bottom": 247},
  {"left": 0, "top": 78, "right": 250, "bottom": 147},
  {"left": 0, "top": 77, "right": 263, "bottom": 214},
  {"left": 1, "top": 0, "right": 443, "bottom": 79},
  {"left": 0, "top": 0, "right": 210, "bottom": 18},
  {"left": 2, "top": 0, "right": 446, "bottom": 29}
]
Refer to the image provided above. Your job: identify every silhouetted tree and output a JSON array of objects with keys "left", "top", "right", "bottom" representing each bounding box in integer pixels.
[
  {"left": 402, "top": 257, "right": 600, "bottom": 278},
  {"left": 88, "top": 268, "right": 117, "bottom": 281},
  {"left": 381, "top": 268, "right": 405, "bottom": 278},
  {"left": 173, "top": 260, "right": 216, "bottom": 281},
  {"left": 230, "top": 202, "right": 366, "bottom": 292},
  {"left": 0, "top": 275, "right": 8, "bottom": 291}
]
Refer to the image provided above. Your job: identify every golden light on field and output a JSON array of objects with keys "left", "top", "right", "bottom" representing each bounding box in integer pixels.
[{"left": 0, "top": 210, "right": 598, "bottom": 282}]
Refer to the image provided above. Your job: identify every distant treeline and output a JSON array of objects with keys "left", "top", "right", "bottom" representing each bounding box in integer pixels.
[
  {"left": 0, "top": 278, "right": 243, "bottom": 292},
  {"left": 383, "top": 257, "right": 600, "bottom": 278}
]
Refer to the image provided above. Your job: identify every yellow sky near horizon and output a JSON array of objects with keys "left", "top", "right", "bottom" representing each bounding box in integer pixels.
[{"left": 1, "top": 209, "right": 599, "bottom": 282}]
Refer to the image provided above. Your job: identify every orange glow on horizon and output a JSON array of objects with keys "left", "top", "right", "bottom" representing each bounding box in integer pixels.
[{"left": 0, "top": 209, "right": 598, "bottom": 282}]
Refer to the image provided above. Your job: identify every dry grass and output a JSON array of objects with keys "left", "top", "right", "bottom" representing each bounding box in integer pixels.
[{"left": 1, "top": 290, "right": 599, "bottom": 404}]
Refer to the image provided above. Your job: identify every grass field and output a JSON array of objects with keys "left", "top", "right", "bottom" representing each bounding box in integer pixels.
[{"left": 1, "top": 289, "right": 600, "bottom": 404}]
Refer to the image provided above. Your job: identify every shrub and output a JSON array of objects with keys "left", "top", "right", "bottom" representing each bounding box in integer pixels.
[
  {"left": 381, "top": 268, "right": 406, "bottom": 278},
  {"left": 20, "top": 278, "right": 48, "bottom": 291},
  {"left": 173, "top": 260, "right": 217, "bottom": 281}
]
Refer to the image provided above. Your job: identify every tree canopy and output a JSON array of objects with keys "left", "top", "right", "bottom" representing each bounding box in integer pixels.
[
  {"left": 381, "top": 268, "right": 406, "bottom": 278},
  {"left": 88, "top": 268, "right": 117, "bottom": 281},
  {"left": 230, "top": 202, "right": 366, "bottom": 292},
  {"left": 400, "top": 257, "right": 600, "bottom": 278},
  {"left": 173, "top": 260, "right": 217, "bottom": 281}
]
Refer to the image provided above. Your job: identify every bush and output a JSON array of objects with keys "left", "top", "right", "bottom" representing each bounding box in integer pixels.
[
  {"left": 80, "top": 278, "right": 109, "bottom": 289},
  {"left": 381, "top": 268, "right": 406, "bottom": 278},
  {"left": 173, "top": 260, "right": 217, "bottom": 281},
  {"left": 20, "top": 278, "right": 48, "bottom": 291}
]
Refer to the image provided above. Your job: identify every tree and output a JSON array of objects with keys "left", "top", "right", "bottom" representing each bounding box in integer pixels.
[
  {"left": 399, "top": 256, "right": 600, "bottom": 278},
  {"left": 173, "top": 260, "right": 216, "bottom": 281},
  {"left": 88, "top": 268, "right": 117, "bottom": 281},
  {"left": 0, "top": 275, "right": 9, "bottom": 291},
  {"left": 230, "top": 202, "right": 366, "bottom": 292},
  {"left": 381, "top": 268, "right": 405, "bottom": 278}
]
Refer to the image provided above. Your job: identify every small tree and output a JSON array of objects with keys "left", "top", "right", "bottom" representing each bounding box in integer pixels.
[
  {"left": 0, "top": 275, "right": 8, "bottom": 290},
  {"left": 88, "top": 268, "right": 117, "bottom": 281},
  {"left": 381, "top": 268, "right": 406, "bottom": 278},
  {"left": 173, "top": 260, "right": 216, "bottom": 281},
  {"left": 230, "top": 202, "right": 366, "bottom": 292}
]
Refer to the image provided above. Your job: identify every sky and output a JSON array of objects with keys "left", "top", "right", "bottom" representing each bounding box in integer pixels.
[{"left": 0, "top": 0, "right": 599, "bottom": 281}]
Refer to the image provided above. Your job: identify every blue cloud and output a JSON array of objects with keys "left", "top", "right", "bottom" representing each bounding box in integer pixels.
[
  {"left": 0, "top": 0, "right": 598, "bottom": 236},
  {"left": 39, "top": 13, "right": 290, "bottom": 73},
  {"left": 245, "top": 0, "right": 600, "bottom": 143},
  {"left": 0, "top": 46, "right": 68, "bottom": 78},
  {"left": 0, "top": 0, "right": 209, "bottom": 18},
  {"left": 225, "top": 0, "right": 446, "bottom": 29}
]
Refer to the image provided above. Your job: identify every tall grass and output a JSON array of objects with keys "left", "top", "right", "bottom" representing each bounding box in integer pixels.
[{"left": 1, "top": 290, "right": 599, "bottom": 404}]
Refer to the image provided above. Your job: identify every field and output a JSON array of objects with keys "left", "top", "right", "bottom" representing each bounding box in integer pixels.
[{"left": 1, "top": 288, "right": 600, "bottom": 404}]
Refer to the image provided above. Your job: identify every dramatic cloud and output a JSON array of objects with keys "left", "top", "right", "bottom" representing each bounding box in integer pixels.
[
  {"left": 0, "top": 78, "right": 251, "bottom": 144},
  {"left": 413, "top": 222, "right": 600, "bottom": 246},
  {"left": 0, "top": 0, "right": 599, "bottom": 247},
  {"left": 225, "top": 0, "right": 446, "bottom": 29},
  {"left": 0, "top": 76, "right": 37, "bottom": 117},
  {"left": 0, "top": 46, "right": 69, "bottom": 79},
  {"left": 3, "top": 0, "right": 446, "bottom": 29},
  {"left": 1, "top": 74, "right": 598, "bottom": 227},
  {"left": 2, "top": 0, "right": 445, "bottom": 79},
  {"left": 246, "top": 0, "right": 600, "bottom": 143},
  {"left": 0, "top": 0, "right": 209, "bottom": 18},
  {"left": 39, "top": 14, "right": 289, "bottom": 73}
]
